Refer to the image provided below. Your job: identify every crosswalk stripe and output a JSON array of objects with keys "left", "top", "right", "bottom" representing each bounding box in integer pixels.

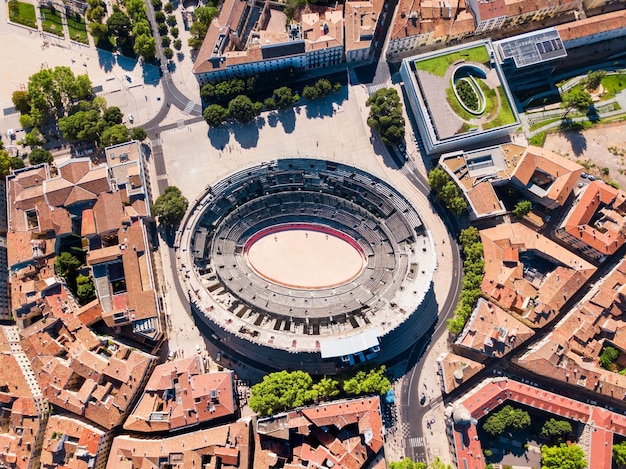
[{"left": 408, "top": 436, "right": 425, "bottom": 447}]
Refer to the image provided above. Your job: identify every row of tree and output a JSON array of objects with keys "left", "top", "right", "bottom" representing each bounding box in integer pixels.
[
  {"left": 446, "top": 227, "right": 484, "bottom": 334},
  {"left": 389, "top": 457, "right": 452, "bottom": 469},
  {"left": 427, "top": 167, "right": 468, "bottom": 215},
  {"left": 188, "top": 4, "right": 218, "bottom": 49},
  {"left": 366, "top": 87, "right": 405, "bottom": 145},
  {"left": 248, "top": 367, "right": 391, "bottom": 416},
  {"left": 55, "top": 250, "right": 96, "bottom": 304}
]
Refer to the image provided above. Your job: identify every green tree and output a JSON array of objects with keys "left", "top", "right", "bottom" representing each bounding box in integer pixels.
[
  {"left": 264, "top": 97, "right": 276, "bottom": 110},
  {"left": 173, "top": 39, "right": 182, "bottom": 50},
  {"left": 459, "top": 226, "right": 480, "bottom": 246},
  {"left": 132, "top": 19, "right": 151, "bottom": 37},
  {"left": 228, "top": 95, "right": 256, "bottom": 123},
  {"left": 161, "top": 35, "right": 171, "bottom": 47},
  {"left": 170, "top": 26, "right": 179, "bottom": 38},
  {"left": 10, "top": 157, "right": 25, "bottom": 171},
  {"left": 302, "top": 85, "right": 319, "bottom": 101},
  {"left": 541, "top": 443, "right": 586, "bottom": 469},
  {"left": 151, "top": 0, "right": 162, "bottom": 10},
  {"left": 19, "top": 114, "right": 36, "bottom": 129},
  {"left": 158, "top": 23, "right": 168, "bottom": 36},
  {"left": 584, "top": 70, "right": 606, "bottom": 92},
  {"left": 134, "top": 34, "right": 156, "bottom": 60},
  {"left": 28, "top": 148, "right": 53, "bottom": 165},
  {"left": 163, "top": 47, "right": 174, "bottom": 60},
  {"left": 366, "top": 87, "right": 405, "bottom": 145},
  {"left": 103, "top": 106, "right": 123, "bottom": 125},
  {"left": 273, "top": 86, "right": 296, "bottom": 109},
  {"left": 613, "top": 441, "right": 626, "bottom": 466},
  {"left": 600, "top": 346, "right": 621, "bottom": 371},
  {"left": 27, "top": 67, "right": 92, "bottom": 118},
  {"left": 152, "top": 186, "right": 189, "bottom": 227},
  {"left": 164, "top": 1, "right": 173, "bottom": 12},
  {"left": 100, "top": 124, "right": 130, "bottom": 147},
  {"left": 390, "top": 458, "right": 426, "bottom": 469},
  {"left": 87, "top": 4, "right": 105, "bottom": 22},
  {"left": 76, "top": 274, "right": 96, "bottom": 303},
  {"left": 249, "top": 370, "right": 317, "bottom": 416},
  {"left": 12, "top": 90, "right": 31, "bottom": 114},
  {"left": 482, "top": 405, "right": 531, "bottom": 436},
  {"left": 541, "top": 419, "right": 572, "bottom": 440},
  {"left": 427, "top": 167, "right": 450, "bottom": 193},
  {"left": 315, "top": 78, "right": 332, "bottom": 97},
  {"left": 24, "top": 128, "right": 45, "bottom": 147},
  {"left": 561, "top": 88, "right": 593, "bottom": 118},
  {"left": 131, "top": 127, "right": 147, "bottom": 141},
  {"left": 106, "top": 11, "right": 132, "bottom": 37},
  {"left": 89, "top": 21, "right": 109, "bottom": 43},
  {"left": 343, "top": 366, "right": 391, "bottom": 395},
  {"left": 312, "top": 376, "right": 339, "bottom": 401},
  {"left": 166, "top": 14, "right": 177, "bottom": 26},
  {"left": 203, "top": 104, "right": 229, "bottom": 127},
  {"left": 126, "top": 0, "right": 147, "bottom": 21},
  {"left": 0, "top": 150, "right": 11, "bottom": 178},
  {"left": 512, "top": 200, "right": 533, "bottom": 218},
  {"left": 55, "top": 251, "right": 82, "bottom": 276},
  {"left": 155, "top": 10, "right": 166, "bottom": 23},
  {"left": 439, "top": 181, "right": 467, "bottom": 215}
]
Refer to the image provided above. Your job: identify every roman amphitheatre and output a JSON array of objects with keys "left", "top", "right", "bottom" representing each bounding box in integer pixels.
[{"left": 176, "top": 159, "right": 438, "bottom": 373}]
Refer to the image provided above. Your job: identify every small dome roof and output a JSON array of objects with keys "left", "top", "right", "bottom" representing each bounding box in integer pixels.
[{"left": 452, "top": 404, "right": 472, "bottom": 425}]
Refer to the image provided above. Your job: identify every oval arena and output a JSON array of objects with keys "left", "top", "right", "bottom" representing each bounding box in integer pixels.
[{"left": 177, "top": 159, "right": 438, "bottom": 373}]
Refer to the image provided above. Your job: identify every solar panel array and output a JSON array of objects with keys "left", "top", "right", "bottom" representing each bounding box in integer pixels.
[{"left": 496, "top": 28, "right": 567, "bottom": 68}]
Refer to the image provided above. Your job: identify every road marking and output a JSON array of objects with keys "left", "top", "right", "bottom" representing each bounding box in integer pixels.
[
  {"left": 177, "top": 119, "right": 185, "bottom": 129},
  {"left": 183, "top": 100, "right": 196, "bottom": 114},
  {"left": 408, "top": 436, "right": 425, "bottom": 447}
]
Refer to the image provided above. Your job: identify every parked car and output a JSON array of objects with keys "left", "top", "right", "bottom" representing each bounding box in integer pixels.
[{"left": 588, "top": 175, "right": 597, "bottom": 181}]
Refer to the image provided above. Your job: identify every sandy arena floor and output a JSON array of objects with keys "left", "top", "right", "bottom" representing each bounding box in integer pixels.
[{"left": 246, "top": 229, "right": 365, "bottom": 289}]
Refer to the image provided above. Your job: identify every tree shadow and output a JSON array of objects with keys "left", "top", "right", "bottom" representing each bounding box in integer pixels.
[
  {"left": 167, "top": 61, "right": 177, "bottom": 73},
  {"left": 97, "top": 49, "right": 116, "bottom": 73},
  {"left": 267, "top": 112, "right": 279, "bottom": 128},
  {"left": 231, "top": 119, "right": 260, "bottom": 149},
  {"left": 176, "top": 52, "right": 185, "bottom": 62},
  {"left": 560, "top": 125, "right": 588, "bottom": 156},
  {"left": 141, "top": 62, "right": 161, "bottom": 85},
  {"left": 207, "top": 125, "right": 230, "bottom": 150},
  {"left": 277, "top": 108, "right": 296, "bottom": 134},
  {"left": 116, "top": 54, "right": 137, "bottom": 72}
]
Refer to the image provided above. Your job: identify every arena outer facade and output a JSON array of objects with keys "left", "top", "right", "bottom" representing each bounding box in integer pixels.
[{"left": 176, "top": 159, "right": 438, "bottom": 374}]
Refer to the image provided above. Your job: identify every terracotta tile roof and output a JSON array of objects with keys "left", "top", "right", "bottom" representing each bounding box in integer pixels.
[
  {"left": 344, "top": 0, "right": 384, "bottom": 53},
  {"left": 557, "top": 9, "right": 626, "bottom": 42},
  {"left": 93, "top": 191, "right": 125, "bottom": 235},
  {"left": 480, "top": 223, "right": 595, "bottom": 326},
  {"left": 41, "top": 415, "right": 109, "bottom": 469},
  {"left": 511, "top": 145, "right": 582, "bottom": 208},
  {"left": 456, "top": 298, "right": 534, "bottom": 357},
  {"left": 467, "top": 182, "right": 502, "bottom": 217},
  {"left": 437, "top": 352, "right": 484, "bottom": 394},
  {"left": 257, "top": 397, "right": 384, "bottom": 468},
  {"left": 43, "top": 159, "right": 110, "bottom": 208},
  {"left": 107, "top": 422, "right": 251, "bottom": 469},
  {"left": 557, "top": 180, "right": 626, "bottom": 257},
  {"left": 81, "top": 208, "right": 97, "bottom": 237},
  {"left": 472, "top": 0, "right": 506, "bottom": 22},
  {"left": 124, "top": 359, "right": 236, "bottom": 432}
]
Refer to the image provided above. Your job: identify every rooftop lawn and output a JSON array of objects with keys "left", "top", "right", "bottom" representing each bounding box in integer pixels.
[
  {"left": 601, "top": 73, "right": 626, "bottom": 97},
  {"left": 41, "top": 6, "right": 64, "bottom": 36},
  {"left": 8, "top": 0, "right": 37, "bottom": 29},
  {"left": 483, "top": 87, "right": 517, "bottom": 129},
  {"left": 415, "top": 45, "right": 491, "bottom": 77}
]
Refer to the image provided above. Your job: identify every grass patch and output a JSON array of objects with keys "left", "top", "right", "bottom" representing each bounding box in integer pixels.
[
  {"left": 483, "top": 87, "right": 517, "bottom": 129},
  {"left": 529, "top": 117, "right": 562, "bottom": 131},
  {"left": 40, "top": 6, "right": 64, "bottom": 36},
  {"left": 601, "top": 73, "right": 626, "bottom": 98},
  {"left": 446, "top": 86, "right": 474, "bottom": 121},
  {"left": 67, "top": 14, "right": 88, "bottom": 44},
  {"left": 415, "top": 45, "right": 490, "bottom": 77},
  {"left": 530, "top": 131, "right": 547, "bottom": 147},
  {"left": 8, "top": 0, "right": 37, "bottom": 28}
]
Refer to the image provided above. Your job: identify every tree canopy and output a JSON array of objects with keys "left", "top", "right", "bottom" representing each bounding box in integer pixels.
[
  {"left": 541, "top": 418, "right": 572, "bottom": 440},
  {"left": 342, "top": 366, "right": 391, "bottom": 395},
  {"left": 188, "top": 5, "right": 218, "bottom": 49},
  {"left": 584, "top": 70, "right": 606, "bottom": 92},
  {"left": 203, "top": 104, "right": 229, "bottom": 127},
  {"left": 152, "top": 186, "right": 189, "bottom": 227},
  {"left": 427, "top": 167, "right": 467, "bottom": 215},
  {"left": 482, "top": 405, "right": 531, "bottom": 436},
  {"left": 561, "top": 88, "right": 592, "bottom": 118},
  {"left": 273, "top": 86, "right": 297, "bottom": 109},
  {"left": 28, "top": 148, "right": 53, "bottom": 166},
  {"left": 366, "top": 87, "right": 405, "bottom": 145},
  {"left": 512, "top": 200, "right": 533, "bottom": 218},
  {"left": 228, "top": 95, "right": 257, "bottom": 123},
  {"left": 0, "top": 150, "right": 12, "bottom": 178},
  {"left": 249, "top": 370, "right": 317, "bottom": 416},
  {"left": 55, "top": 251, "right": 83, "bottom": 277},
  {"left": 613, "top": 441, "right": 626, "bottom": 466},
  {"left": 541, "top": 443, "right": 586, "bottom": 469},
  {"left": 26, "top": 66, "right": 92, "bottom": 119},
  {"left": 389, "top": 457, "right": 452, "bottom": 469}
]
